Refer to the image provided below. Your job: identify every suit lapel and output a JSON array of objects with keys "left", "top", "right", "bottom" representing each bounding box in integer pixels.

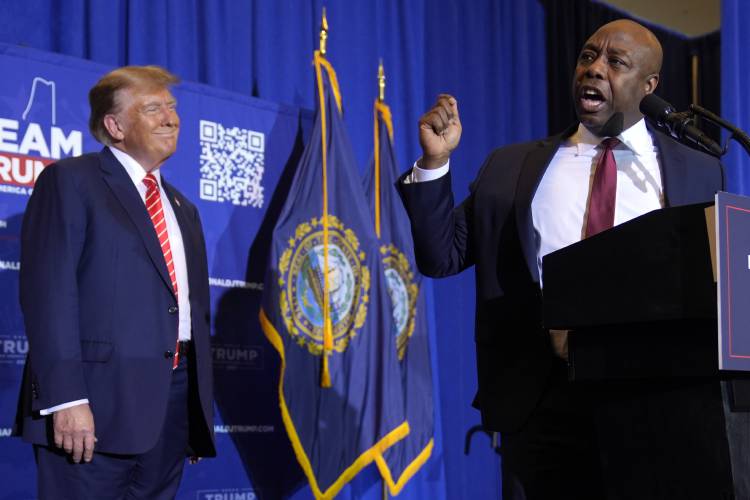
[
  {"left": 514, "top": 132, "right": 569, "bottom": 283},
  {"left": 650, "top": 126, "right": 687, "bottom": 208},
  {"left": 98, "top": 148, "right": 175, "bottom": 295}
]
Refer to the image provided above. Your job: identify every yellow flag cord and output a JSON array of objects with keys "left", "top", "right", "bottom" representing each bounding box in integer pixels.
[
  {"left": 373, "top": 100, "right": 393, "bottom": 239},
  {"left": 314, "top": 51, "right": 342, "bottom": 388}
]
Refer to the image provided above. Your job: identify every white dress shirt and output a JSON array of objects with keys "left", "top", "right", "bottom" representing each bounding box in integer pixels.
[
  {"left": 531, "top": 120, "right": 663, "bottom": 283},
  {"left": 41, "top": 147, "right": 191, "bottom": 415},
  {"left": 408, "top": 119, "right": 664, "bottom": 284}
]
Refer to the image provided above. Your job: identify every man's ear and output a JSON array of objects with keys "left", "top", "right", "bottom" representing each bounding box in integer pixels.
[
  {"left": 644, "top": 73, "right": 659, "bottom": 94},
  {"left": 103, "top": 114, "right": 124, "bottom": 142}
]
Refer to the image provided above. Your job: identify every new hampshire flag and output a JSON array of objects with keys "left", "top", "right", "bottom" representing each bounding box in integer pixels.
[
  {"left": 259, "top": 50, "right": 409, "bottom": 500},
  {"left": 364, "top": 96, "right": 435, "bottom": 495}
]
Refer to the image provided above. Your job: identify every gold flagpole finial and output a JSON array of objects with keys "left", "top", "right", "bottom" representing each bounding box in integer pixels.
[
  {"left": 320, "top": 7, "right": 329, "bottom": 55},
  {"left": 378, "top": 59, "right": 385, "bottom": 102}
]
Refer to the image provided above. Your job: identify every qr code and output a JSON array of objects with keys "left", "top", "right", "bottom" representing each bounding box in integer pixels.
[{"left": 199, "top": 120, "right": 265, "bottom": 207}]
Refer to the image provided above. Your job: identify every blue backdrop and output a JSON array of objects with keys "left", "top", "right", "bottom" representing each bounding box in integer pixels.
[
  {"left": 0, "top": 1, "right": 548, "bottom": 499},
  {"left": 0, "top": 42, "right": 322, "bottom": 500},
  {"left": 4, "top": 1, "right": 749, "bottom": 499},
  {"left": 722, "top": 0, "right": 750, "bottom": 194}
]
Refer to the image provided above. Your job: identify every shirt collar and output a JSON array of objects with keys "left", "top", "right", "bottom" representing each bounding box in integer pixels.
[
  {"left": 108, "top": 146, "right": 162, "bottom": 188},
  {"left": 571, "top": 118, "right": 655, "bottom": 156}
]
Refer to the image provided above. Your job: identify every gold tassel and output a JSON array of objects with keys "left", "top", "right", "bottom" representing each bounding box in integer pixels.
[
  {"left": 321, "top": 317, "right": 333, "bottom": 388},
  {"left": 321, "top": 354, "right": 331, "bottom": 388}
]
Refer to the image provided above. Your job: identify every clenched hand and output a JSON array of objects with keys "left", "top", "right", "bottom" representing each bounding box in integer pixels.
[{"left": 418, "top": 94, "right": 462, "bottom": 169}]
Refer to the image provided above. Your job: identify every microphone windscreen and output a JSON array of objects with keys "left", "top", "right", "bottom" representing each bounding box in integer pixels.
[{"left": 639, "top": 93, "right": 673, "bottom": 121}]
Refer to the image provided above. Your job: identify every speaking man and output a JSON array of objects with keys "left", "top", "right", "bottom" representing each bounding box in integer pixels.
[
  {"left": 15, "top": 65, "right": 215, "bottom": 499},
  {"left": 398, "top": 19, "right": 724, "bottom": 500}
]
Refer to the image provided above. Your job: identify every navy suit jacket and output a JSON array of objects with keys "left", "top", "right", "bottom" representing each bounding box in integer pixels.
[
  {"left": 398, "top": 125, "right": 724, "bottom": 433},
  {"left": 15, "top": 147, "right": 216, "bottom": 456}
]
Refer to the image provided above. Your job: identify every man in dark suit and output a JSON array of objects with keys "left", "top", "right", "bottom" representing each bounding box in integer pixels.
[
  {"left": 398, "top": 20, "right": 723, "bottom": 500},
  {"left": 16, "top": 65, "right": 215, "bottom": 499}
]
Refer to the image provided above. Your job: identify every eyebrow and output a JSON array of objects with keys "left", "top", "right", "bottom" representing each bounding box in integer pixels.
[
  {"left": 606, "top": 47, "right": 629, "bottom": 57},
  {"left": 141, "top": 98, "right": 177, "bottom": 107},
  {"left": 580, "top": 44, "right": 632, "bottom": 60}
]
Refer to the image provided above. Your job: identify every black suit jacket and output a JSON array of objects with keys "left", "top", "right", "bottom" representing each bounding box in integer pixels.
[{"left": 398, "top": 125, "right": 724, "bottom": 433}]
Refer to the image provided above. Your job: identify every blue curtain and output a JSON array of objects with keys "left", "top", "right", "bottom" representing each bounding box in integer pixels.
[
  {"left": 422, "top": 3, "right": 548, "bottom": 500},
  {"left": 0, "top": 1, "right": 547, "bottom": 498},
  {"left": 722, "top": 0, "right": 750, "bottom": 194}
]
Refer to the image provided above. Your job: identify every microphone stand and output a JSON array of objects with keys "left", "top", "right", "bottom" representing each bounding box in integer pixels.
[{"left": 689, "top": 103, "right": 750, "bottom": 157}]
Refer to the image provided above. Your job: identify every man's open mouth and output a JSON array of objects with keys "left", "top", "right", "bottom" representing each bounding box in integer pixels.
[{"left": 578, "top": 87, "right": 606, "bottom": 112}]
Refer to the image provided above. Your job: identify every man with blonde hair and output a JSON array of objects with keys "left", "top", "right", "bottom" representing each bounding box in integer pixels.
[{"left": 16, "top": 65, "right": 215, "bottom": 499}]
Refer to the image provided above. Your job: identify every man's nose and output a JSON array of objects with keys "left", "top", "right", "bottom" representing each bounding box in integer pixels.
[
  {"left": 585, "top": 55, "right": 607, "bottom": 79},
  {"left": 162, "top": 108, "right": 178, "bottom": 126}
]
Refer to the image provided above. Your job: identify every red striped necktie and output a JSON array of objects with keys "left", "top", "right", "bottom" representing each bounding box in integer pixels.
[
  {"left": 585, "top": 138, "right": 620, "bottom": 238},
  {"left": 143, "top": 173, "right": 180, "bottom": 368}
]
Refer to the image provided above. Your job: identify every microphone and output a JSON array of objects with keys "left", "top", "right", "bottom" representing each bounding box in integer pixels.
[{"left": 639, "top": 94, "right": 723, "bottom": 156}]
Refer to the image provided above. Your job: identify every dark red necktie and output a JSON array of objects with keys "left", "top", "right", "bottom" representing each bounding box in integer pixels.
[
  {"left": 144, "top": 173, "right": 180, "bottom": 369},
  {"left": 585, "top": 138, "right": 619, "bottom": 238}
]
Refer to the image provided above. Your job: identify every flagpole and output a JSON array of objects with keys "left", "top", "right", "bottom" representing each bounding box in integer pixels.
[
  {"left": 319, "top": 7, "right": 328, "bottom": 56},
  {"left": 378, "top": 59, "right": 385, "bottom": 102}
]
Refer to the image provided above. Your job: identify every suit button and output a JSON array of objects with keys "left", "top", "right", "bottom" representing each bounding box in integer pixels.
[
  {"left": 164, "top": 350, "right": 174, "bottom": 359},
  {"left": 168, "top": 306, "right": 178, "bottom": 314}
]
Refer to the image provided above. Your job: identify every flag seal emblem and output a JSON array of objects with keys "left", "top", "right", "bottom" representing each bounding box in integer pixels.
[
  {"left": 279, "top": 215, "right": 370, "bottom": 355},
  {"left": 380, "top": 244, "right": 418, "bottom": 360}
]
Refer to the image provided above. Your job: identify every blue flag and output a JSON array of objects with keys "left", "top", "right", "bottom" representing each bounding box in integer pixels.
[
  {"left": 364, "top": 99, "right": 434, "bottom": 495},
  {"left": 259, "top": 51, "right": 409, "bottom": 500}
]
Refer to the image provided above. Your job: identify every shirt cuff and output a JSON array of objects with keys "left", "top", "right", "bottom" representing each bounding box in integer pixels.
[
  {"left": 403, "top": 159, "right": 450, "bottom": 184},
  {"left": 39, "top": 399, "right": 89, "bottom": 416}
]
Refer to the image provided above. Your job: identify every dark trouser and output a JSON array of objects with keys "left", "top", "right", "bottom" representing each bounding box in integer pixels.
[
  {"left": 35, "top": 355, "right": 190, "bottom": 500},
  {"left": 592, "top": 378, "right": 734, "bottom": 500},
  {"left": 501, "top": 361, "right": 737, "bottom": 500},
  {"left": 500, "top": 361, "right": 604, "bottom": 500}
]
